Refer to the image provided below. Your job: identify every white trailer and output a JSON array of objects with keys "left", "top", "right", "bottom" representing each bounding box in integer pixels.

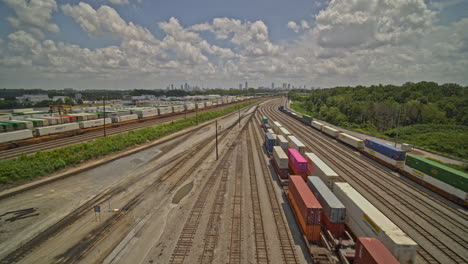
[
  {"left": 323, "top": 126, "right": 340, "bottom": 138},
  {"left": 338, "top": 133, "right": 364, "bottom": 149},
  {"left": 35, "top": 123, "right": 80, "bottom": 136},
  {"left": 0, "top": 130, "right": 34, "bottom": 143},
  {"left": 287, "top": 135, "right": 306, "bottom": 154},
  {"left": 79, "top": 118, "right": 112, "bottom": 129}
]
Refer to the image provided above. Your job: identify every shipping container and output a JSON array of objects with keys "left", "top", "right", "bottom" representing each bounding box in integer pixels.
[
  {"left": 279, "top": 105, "right": 284, "bottom": 111},
  {"left": 24, "top": 118, "right": 49, "bottom": 127},
  {"left": 0, "top": 129, "right": 34, "bottom": 143},
  {"left": 67, "top": 113, "right": 88, "bottom": 121},
  {"left": 304, "top": 152, "right": 339, "bottom": 189},
  {"left": 196, "top": 102, "right": 205, "bottom": 109},
  {"left": 355, "top": 237, "right": 399, "bottom": 264},
  {"left": 287, "top": 135, "right": 306, "bottom": 154},
  {"left": 323, "top": 126, "right": 340, "bottom": 138},
  {"left": 289, "top": 175, "right": 323, "bottom": 226},
  {"left": 273, "top": 146, "right": 289, "bottom": 168},
  {"left": 279, "top": 127, "right": 292, "bottom": 137},
  {"left": 288, "top": 149, "right": 308, "bottom": 177},
  {"left": 55, "top": 115, "right": 77, "bottom": 122},
  {"left": 272, "top": 121, "right": 282, "bottom": 134},
  {"left": 322, "top": 213, "right": 345, "bottom": 238},
  {"left": 312, "top": 121, "right": 323, "bottom": 131},
  {"left": 185, "top": 103, "right": 196, "bottom": 110},
  {"left": 365, "top": 139, "right": 406, "bottom": 161},
  {"left": 276, "top": 135, "right": 288, "bottom": 151},
  {"left": 0, "top": 113, "right": 12, "bottom": 121},
  {"left": 132, "top": 108, "right": 158, "bottom": 118},
  {"left": 78, "top": 118, "right": 112, "bottom": 129},
  {"left": 262, "top": 116, "right": 268, "bottom": 124},
  {"left": 35, "top": 123, "right": 80, "bottom": 136},
  {"left": 12, "top": 108, "right": 34, "bottom": 113},
  {"left": 405, "top": 154, "right": 467, "bottom": 192},
  {"left": 264, "top": 132, "right": 276, "bottom": 153},
  {"left": 82, "top": 113, "right": 98, "bottom": 120},
  {"left": 307, "top": 177, "right": 345, "bottom": 223},
  {"left": 338, "top": 133, "right": 364, "bottom": 149},
  {"left": 334, "top": 182, "right": 418, "bottom": 264},
  {"left": 263, "top": 123, "right": 271, "bottom": 131},
  {"left": 112, "top": 114, "right": 138, "bottom": 123},
  {"left": 41, "top": 116, "right": 63, "bottom": 125},
  {"left": 2, "top": 120, "right": 28, "bottom": 130},
  {"left": 158, "top": 107, "right": 173, "bottom": 115},
  {"left": 267, "top": 128, "right": 274, "bottom": 135},
  {"left": 0, "top": 122, "right": 15, "bottom": 132},
  {"left": 172, "top": 105, "right": 185, "bottom": 113}
]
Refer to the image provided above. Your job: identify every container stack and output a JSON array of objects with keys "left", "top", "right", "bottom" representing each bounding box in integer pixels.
[
  {"left": 304, "top": 152, "right": 339, "bottom": 190},
  {"left": 288, "top": 175, "right": 322, "bottom": 242},
  {"left": 276, "top": 135, "right": 288, "bottom": 151},
  {"left": 287, "top": 135, "right": 306, "bottom": 154},
  {"left": 272, "top": 146, "right": 289, "bottom": 179},
  {"left": 354, "top": 237, "right": 399, "bottom": 264},
  {"left": 264, "top": 132, "right": 276, "bottom": 153},
  {"left": 307, "top": 176, "right": 346, "bottom": 238},
  {"left": 288, "top": 149, "right": 308, "bottom": 180}
]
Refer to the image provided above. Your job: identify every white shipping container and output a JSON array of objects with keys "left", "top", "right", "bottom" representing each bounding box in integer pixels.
[
  {"left": 304, "top": 152, "right": 339, "bottom": 189},
  {"left": 196, "top": 103, "right": 204, "bottom": 109},
  {"left": 25, "top": 118, "right": 49, "bottom": 126},
  {"left": 185, "top": 103, "right": 196, "bottom": 110},
  {"left": 364, "top": 148, "right": 405, "bottom": 169},
  {"left": 12, "top": 108, "right": 34, "bottom": 113},
  {"left": 35, "top": 123, "right": 80, "bottom": 136},
  {"left": 41, "top": 116, "right": 63, "bottom": 125},
  {"left": 333, "top": 182, "right": 418, "bottom": 264},
  {"left": 338, "top": 133, "right": 364, "bottom": 149},
  {"left": 276, "top": 135, "right": 288, "bottom": 150},
  {"left": 158, "top": 107, "right": 172, "bottom": 115},
  {"left": 323, "top": 126, "right": 340, "bottom": 138},
  {"left": 79, "top": 118, "right": 112, "bottom": 129},
  {"left": 0, "top": 129, "right": 34, "bottom": 143},
  {"left": 279, "top": 127, "right": 292, "bottom": 137},
  {"left": 287, "top": 135, "right": 306, "bottom": 154},
  {"left": 0, "top": 114, "right": 11, "bottom": 121},
  {"left": 206, "top": 101, "right": 213, "bottom": 106},
  {"left": 272, "top": 121, "right": 282, "bottom": 134},
  {"left": 273, "top": 146, "right": 289, "bottom": 168},
  {"left": 113, "top": 114, "right": 138, "bottom": 123},
  {"left": 311, "top": 121, "right": 323, "bottom": 131},
  {"left": 267, "top": 129, "right": 275, "bottom": 135},
  {"left": 172, "top": 106, "right": 184, "bottom": 113}
]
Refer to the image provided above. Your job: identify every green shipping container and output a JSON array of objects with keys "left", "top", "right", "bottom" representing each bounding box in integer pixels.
[
  {"left": 0, "top": 122, "right": 15, "bottom": 132},
  {"left": 2, "top": 120, "right": 27, "bottom": 130},
  {"left": 262, "top": 116, "right": 268, "bottom": 124},
  {"left": 405, "top": 154, "right": 468, "bottom": 192},
  {"left": 303, "top": 114, "right": 313, "bottom": 121}
]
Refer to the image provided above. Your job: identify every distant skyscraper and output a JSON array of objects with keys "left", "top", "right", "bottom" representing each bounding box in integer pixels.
[
  {"left": 171, "top": 84, "right": 174, "bottom": 90},
  {"left": 271, "top": 83, "right": 274, "bottom": 89},
  {"left": 180, "top": 85, "right": 183, "bottom": 89},
  {"left": 239, "top": 84, "right": 242, "bottom": 90},
  {"left": 245, "top": 81, "right": 248, "bottom": 89},
  {"left": 184, "top": 83, "right": 188, "bottom": 90},
  {"left": 283, "top": 83, "right": 286, "bottom": 89},
  {"left": 287, "top": 83, "right": 291, "bottom": 89}
]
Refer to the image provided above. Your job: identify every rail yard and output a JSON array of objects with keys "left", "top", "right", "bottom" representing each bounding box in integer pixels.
[{"left": 0, "top": 98, "right": 466, "bottom": 264}]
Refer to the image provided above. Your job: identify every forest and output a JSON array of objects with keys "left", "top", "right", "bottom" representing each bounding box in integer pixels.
[{"left": 289, "top": 82, "right": 468, "bottom": 160}]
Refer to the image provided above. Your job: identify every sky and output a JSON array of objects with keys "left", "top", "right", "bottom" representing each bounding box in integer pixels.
[{"left": 0, "top": 0, "right": 467, "bottom": 90}]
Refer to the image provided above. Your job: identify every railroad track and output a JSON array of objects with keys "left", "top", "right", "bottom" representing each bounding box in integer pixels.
[
  {"left": 248, "top": 118, "right": 299, "bottom": 264},
  {"left": 0, "top": 105, "right": 256, "bottom": 264},
  {"left": 0, "top": 102, "right": 252, "bottom": 160},
  {"left": 262, "top": 101, "right": 468, "bottom": 264}
]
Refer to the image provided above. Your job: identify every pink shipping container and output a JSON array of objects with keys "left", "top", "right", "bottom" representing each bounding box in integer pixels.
[
  {"left": 272, "top": 159, "right": 289, "bottom": 179},
  {"left": 355, "top": 237, "right": 399, "bottom": 264},
  {"left": 287, "top": 149, "right": 308, "bottom": 175},
  {"left": 288, "top": 175, "right": 322, "bottom": 225}
]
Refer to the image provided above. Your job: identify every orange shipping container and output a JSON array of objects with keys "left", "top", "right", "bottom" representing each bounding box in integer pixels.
[{"left": 288, "top": 191, "right": 321, "bottom": 242}]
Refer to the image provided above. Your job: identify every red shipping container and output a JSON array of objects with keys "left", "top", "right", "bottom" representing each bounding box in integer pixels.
[
  {"left": 272, "top": 158, "right": 289, "bottom": 179},
  {"left": 355, "top": 237, "right": 399, "bottom": 264},
  {"left": 287, "top": 149, "right": 307, "bottom": 174},
  {"left": 56, "top": 115, "right": 77, "bottom": 122},
  {"left": 288, "top": 175, "right": 322, "bottom": 225},
  {"left": 288, "top": 191, "right": 321, "bottom": 242},
  {"left": 322, "top": 213, "right": 345, "bottom": 239}
]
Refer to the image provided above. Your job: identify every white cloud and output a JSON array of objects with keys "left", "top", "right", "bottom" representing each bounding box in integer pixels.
[
  {"left": 287, "top": 21, "right": 300, "bottom": 33},
  {"left": 2, "top": 0, "right": 59, "bottom": 38},
  {"left": 109, "top": 0, "right": 130, "bottom": 5}
]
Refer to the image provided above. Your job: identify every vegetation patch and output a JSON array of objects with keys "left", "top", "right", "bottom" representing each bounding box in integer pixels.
[{"left": 0, "top": 101, "right": 257, "bottom": 185}]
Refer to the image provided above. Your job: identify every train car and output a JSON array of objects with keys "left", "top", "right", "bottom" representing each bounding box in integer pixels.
[
  {"left": 112, "top": 114, "right": 138, "bottom": 123},
  {"left": 333, "top": 182, "right": 418, "bottom": 264},
  {"left": 304, "top": 152, "right": 340, "bottom": 190},
  {"left": 279, "top": 127, "right": 292, "bottom": 138},
  {"left": 266, "top": 128, "right": 274, "bottom": 135},
  {"left": 364, "top": 139, "right": 406, "bottom": 169},
  {"left": 272, "top": 146, "right": 289, "bottom": 179},
  {"left": 271, "top": 121, "right": 282, "bottom": 134},
  {"left": 2, "top": 120, "right": 29, "bottom": 130},
  {"left": 185, "top": 103, "right": 196, "bottom": 111},
  {"left": 287, "top": 135, "right": 306, "bottom": 155},
  {"left": 40, "top": 116, "right": 63, "bottom": 125},
  {"left": 288, "top": 175, "right": 322, "bottom": 242},
  {"left": 264, "top": 123, "right": 271, "bottom": 131},
  {"left": 279, "top": 105, "right": 284, "bottom": 111},
  {"left": 302, "top": 114, "right": 313, "bottom": 125},
  {"left": 262, "top": 116, "right": 268, "bottom": 124},
  {"left": 195, "top": 102, "right": 205, "bottom": 109},
  {"left": 322, "top": 126, "right": 340, "bottom": 138},
  {"left": 78, "top": 118, "right": 112, "bottom": 129},
  {"left": 82, "top": 113, "right": 98, "bottom": 120},
  {"left": 35, "top": 123, "right": 80, "bottom": 136},
  {"left": 354, "top": 237, "right": 399, "bottom": 264},
  {"left": 24, "top": 118, "right": 49, "bottom": 127},
  {"left": 132, "top": 108, "right": 158, "bottom": 118},
  {"left": 338, "top": 133, "right": 364, "bottom": 149},
  {"left": 55, "top": 115, "right": 77, "bottom": 122},
  {"left": 0, "top": 113, "right": 12, "bottom": 121},
  {"left": 311, "top": 121, "right": 323, "bottom": 131},
  {"left": 172, "top": 105, "right": 185, "bottom": 113},
  {"left": 0, "top": 122, "right": 14, "bottom": 133},
  {"left": 264, "top": 132, "right": 276, "bottom": 153},
  {"left": 403, "top": 154, "right": 467, "bottom": 203},
  {"left": 288, "top": 149, "right": 308, "bottom": 179},
  {"left": 276, "top": 135, "right": 289, "bottom": 151},
  {"left": 307, "top": 176, "right": 346, "bottom": 238},
  {"left": 67, "top": 113, "right": 88, "bottom": 121},
  {"left": 0, "top": 129, "right": 34, "bottom": 143},
  {"left": 158, "top": 107, "right": 172, "bottom": 115}
]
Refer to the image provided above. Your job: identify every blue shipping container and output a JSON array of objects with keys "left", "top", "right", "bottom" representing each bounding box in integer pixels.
[
  {"left": 264, "top": 123, "right": 271, "bottom": 131},
  {"left": 364, "top": 138, "right": 406, "bottom": 161},
  {"left": 279, "top": 105, "right": 284, "bottom": 111},
  {"left": 264, "top": 132, "right": 275, "bottom": 153}
]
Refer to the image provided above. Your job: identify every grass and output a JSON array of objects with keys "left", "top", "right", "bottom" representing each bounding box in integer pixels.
[{"left": 0, "top": 101, "right": 258, "bottom": 185}]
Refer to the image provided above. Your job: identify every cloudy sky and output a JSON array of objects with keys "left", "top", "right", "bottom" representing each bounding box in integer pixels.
[{"left": 0, "top": 0, "right": 467, "bottom": 90}]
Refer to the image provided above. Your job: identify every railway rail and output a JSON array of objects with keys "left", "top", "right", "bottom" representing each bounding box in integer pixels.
[{"left": 262, "top": 100, "right": 468, "bottom": 264}]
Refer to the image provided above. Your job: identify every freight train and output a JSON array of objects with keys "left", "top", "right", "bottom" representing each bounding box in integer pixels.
[
  {"left": 0, "top": 98, "right": 249, "bottom": 146},
  {"left": 278, "top": 105, "right": 468, "bottom": 207}
]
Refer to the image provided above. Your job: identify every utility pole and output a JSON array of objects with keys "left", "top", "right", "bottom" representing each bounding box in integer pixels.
[
  {"left": 238, "top": 106, "right": 241, "bottom": 128},
  {"left": 215, "top": 119, "right": 218, "bottom": 160},
  {"left": 196, "top": 108, "right": 198, "bottom": 125},
  {"left": 103, "top": 96, "right": 107, "bottom": 137},
  {"left": 394, "top": 105, "right": 401, "bottom": 147}
]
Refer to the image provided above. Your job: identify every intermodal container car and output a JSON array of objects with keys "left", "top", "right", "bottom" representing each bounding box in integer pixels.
[
  {"left": 185, "top": 103, "right": 196, "bottom": 110},
  {"left": 273, "top": 146, "right": 289, "bottom": 179},
  {"left": 289, "top": 175, "right": 322, "bottom": 241},
  {"left": 262, "top": 116, "right": 268, "bottom": 124},
  {"left": 307, "top": 177, "right": 346, "bottom": 238},
  {"left": 355, "top": 237, "right": 399, "bottom": 264},
  {"left": 279, "top": 105, "right": 284, "bottom": 111},
  {"left": 55, "top": 115, "right": 77, "bottom": 122},
  {"left": 196, "top": 102, "right": 205, "bottom": 109},
  {"left": 264, "top": 132, "right": 276, "bottom": 153},
  {"left": 288, "top": 149, "right": 308, "bottom": 178},
  {"left": 304, "top": 152, "right": 339, "bottom": 189},
  {"left": 172, "top": 105, "right": 185, "bottom": 113},
  {"left": 272, "top": 121, "right": 282, "bottom": 134},
  {"left": 323, "top": 126, "right": 340, "bottom": 138},
  {"left": 112, "top": 114, "right": 138, "bottom": 123},
  {"left": 35, "top": 123, "right": 80, "bottom": 136},
  {"left": 365, "top": 139, "right": 406, "bottom": 161},
  {"left": 287, "top": 135, "right": 306, "bottom": 154},
  {"left": 311, "top": 121, "right": 323, "bottom": 131},
  {"left": 24, "top": 118, "right": 48, "bottom": 127},
  {"left": 79, "top": 118, "right": 112, "bottom": 129},
  {"left": 264, "top": 123, "right": 271, "bottom": 131},
  {"left": 338, "top": 133, "right": 364, "bottom": 149},
  {"left": 276, "top": 135, "right": 288, "bottom": 151},
  {"left": 334, "top": 182, "right": 418, "bottom": 264},
  {"left": 158, "top": 107, "right": 172, "bottom": 115},
  {"left": 0, "top": 129, "right": 34, "bottom": 143},
  {"left": 2, "top": 120, "right": 29, "bottom": 130},
  {"left": 279, "top": 127, "right": 292, "bottom": 138},
  {"left": 302, "top": 114, "right": 313, "bottom": 125}
]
